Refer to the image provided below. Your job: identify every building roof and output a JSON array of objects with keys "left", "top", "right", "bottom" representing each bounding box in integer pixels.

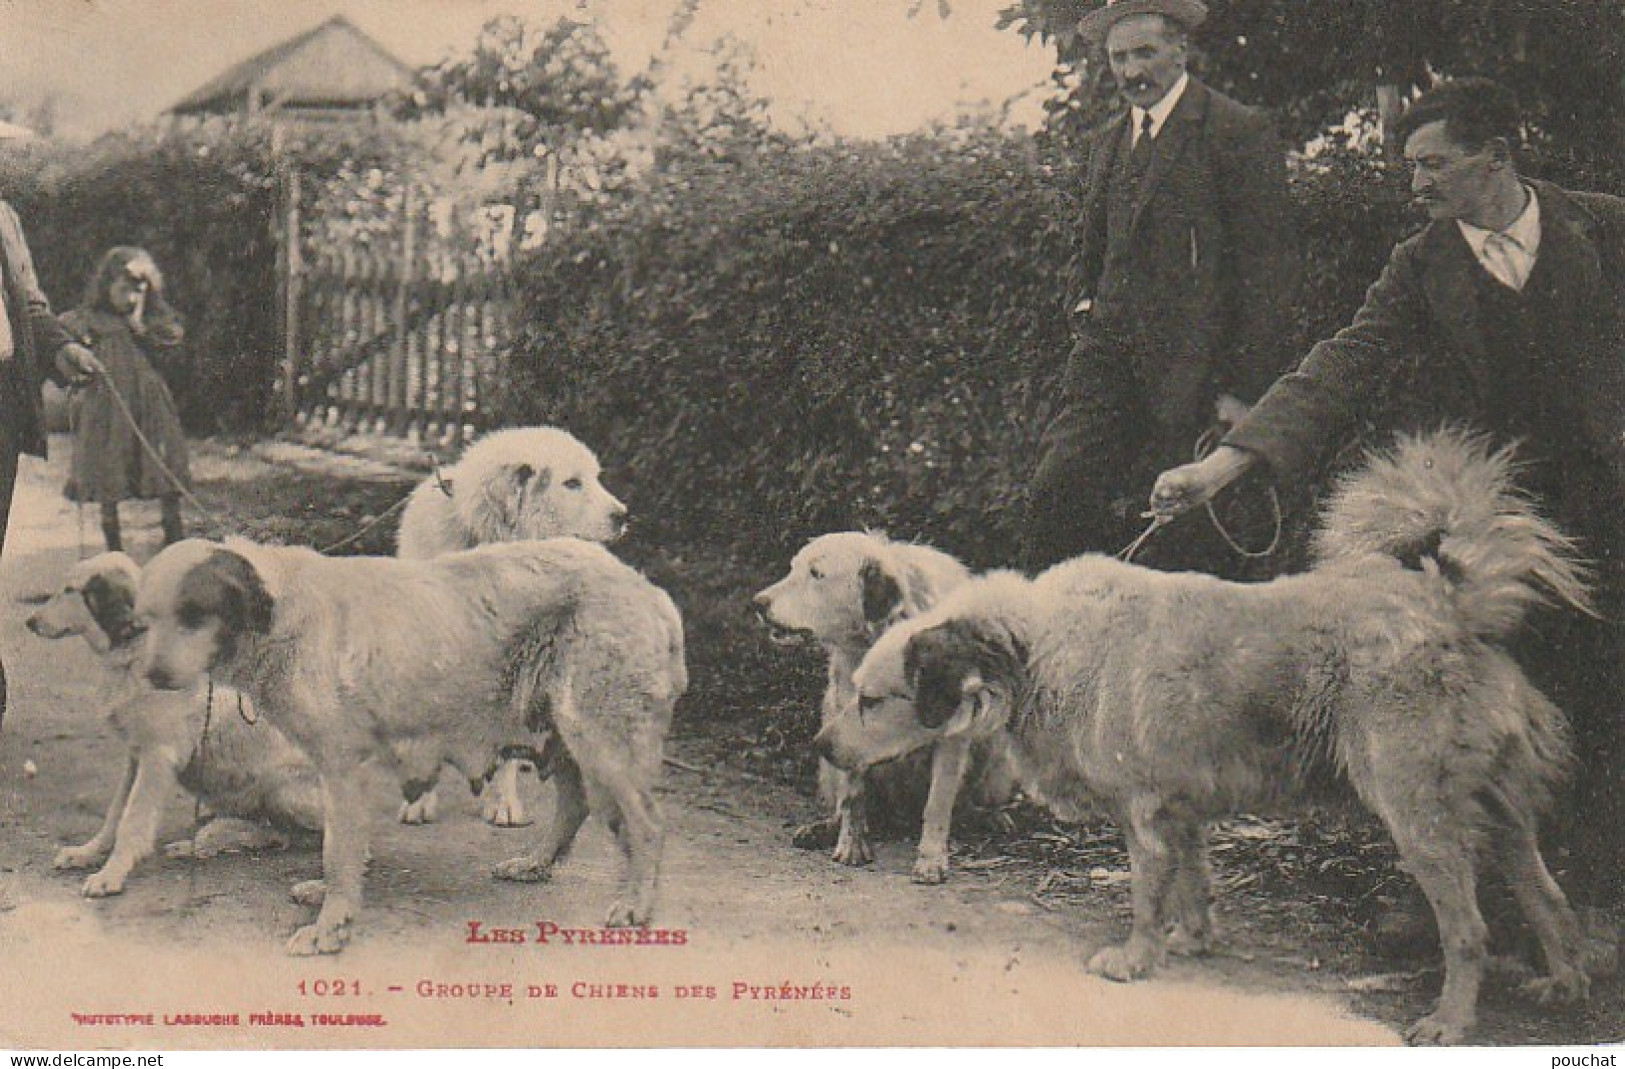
[{"left": 167, "top": 15, "right": 415, "bottom": 116}]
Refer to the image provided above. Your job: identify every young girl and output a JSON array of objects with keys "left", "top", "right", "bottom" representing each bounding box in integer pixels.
[{"left": 60, "top": 247, "right": 189, "bottom": 550}]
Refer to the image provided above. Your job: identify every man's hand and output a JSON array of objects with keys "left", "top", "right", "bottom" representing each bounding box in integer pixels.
[
  {"left": 1148, "top": 445, "right": 1257, "bottom": 520},
  {"left": 58, "top": 343, "right": 105, "bottom": 380}
]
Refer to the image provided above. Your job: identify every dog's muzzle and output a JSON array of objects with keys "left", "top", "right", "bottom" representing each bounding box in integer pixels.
[
  {"left": 145, "top": 665, "right": 184, "bottom": 691},
  {"left": 750, "top": 596, "right": 809, "bottom": 646}
]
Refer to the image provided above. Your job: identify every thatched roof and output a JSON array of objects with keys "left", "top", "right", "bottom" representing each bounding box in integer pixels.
[{"left": 167, "top": 15, "right": 414, "bottom": 116}]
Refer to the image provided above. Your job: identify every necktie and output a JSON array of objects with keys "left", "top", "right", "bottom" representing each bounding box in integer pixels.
[
  {"left": 1129, "top": 112, "right": 1155, "bottom": 173},
  {"left": 1481, "top": 232, "right": 1527, "bottom": 292}
]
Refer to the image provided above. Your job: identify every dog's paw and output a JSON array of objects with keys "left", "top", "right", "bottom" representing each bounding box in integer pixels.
[
  {"left": 163, "top": 839, "right": 197, "bottom": 860},
  {"left": 1086, "top": 943, "right": 1158, "bottom": 982},
  {"left": 1521, "top": 970, "right": 1590, "bottom": 1007},
  {"left": 1170, "top": 929, "right": 1222, "bottom": 955},
  {"left": 54, "top": 845, "right": 106, "bottom": 871},
  {"left": 791, "top": 820, "right": 840, "bottom": 852},
  {"left": 1403, "top": 1011, "right": 1468, "bottom": 1046},
  {"left": 482, "top": 796, "right": 531, "bottom": 828},
  {"left": 911, "top": 853, "right": 950, "bottom": 885},
  {"left": 604, "top": 901, "right": 650, "bottom": 928},
  {"left": 831, "top": 831, "right": 874, "bottom": 867},
  {"left": 1166, "top": 921, "right": 1215, "bottom": 958},
  {"left": 286, "top": 921, "right": 351, "bottom": 956},
  {"left": 81, "top": 870, "right": 127, "bottom": 898},
  {"left": 289, "top": 879, "right": 327, "bottom": 907},
  {"left": 493, "top": 858, "right": 552, "bottom": 883},
  {"left": 397, "top": 794, "right": 438, "bottom": 825}
]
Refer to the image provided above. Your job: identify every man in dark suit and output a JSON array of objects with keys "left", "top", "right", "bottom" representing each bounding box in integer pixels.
[
  {"left": 1, "top": 196, "right": 101, "bottom": 727},
  {"left": 1023, "top": 0, "right": 1300, "bottom": 571},
  {"left": 1151, "top": 77, "right": 1625, "bottom": 902}
]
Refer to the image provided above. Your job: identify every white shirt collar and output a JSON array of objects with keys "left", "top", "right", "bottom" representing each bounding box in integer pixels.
[
  {"left": 1457, "top": 183, "right": 1542, "bottom": 261},
  {"left": 1132, "top": 72, "right": 1190, "bottom": 142}
]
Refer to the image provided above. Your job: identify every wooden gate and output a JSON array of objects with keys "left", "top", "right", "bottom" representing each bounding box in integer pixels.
[{"left": 283, "top": 187, "right": 515, "bottom": 448}]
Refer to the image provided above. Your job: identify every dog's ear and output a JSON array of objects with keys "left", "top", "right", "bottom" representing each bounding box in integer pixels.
[
  {"left": 905, "top": 618, "right": 1027, "bottom": 731},
  {"left": 81, "top": 571, "right": 138, "bottom": 647},
  {"left": 178, "top": 549, "right": 275, "bottom": 657},
  {"left": 488, "top": 462, "right": 550, "bottom": 527},
  {"left": 859, "top": 558, "right": 904, "bottom": 633}
]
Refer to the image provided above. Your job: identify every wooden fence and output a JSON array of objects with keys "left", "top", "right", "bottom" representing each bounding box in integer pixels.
[{"left": 285, "top": 191, "right": 515, "bottom": 448}]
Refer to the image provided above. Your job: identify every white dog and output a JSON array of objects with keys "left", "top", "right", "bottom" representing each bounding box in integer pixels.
[
  {"left": 135, "top": 537, "right": 685, "bottom": 955},
  {"left": 820, "top": 433, "right": 1594, "bottom": 1044},
  {"left": 27, "top": 553, "right": 321, "bottom": 897},
  {"left": 396, "top": 426, "right": 629, "bottom": 826},
  {"left": 753, "top": 531, "right": 1010, "bottom": 882}
]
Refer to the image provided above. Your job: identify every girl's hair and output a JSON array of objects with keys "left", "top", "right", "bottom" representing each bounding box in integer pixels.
[{"left": 84, "top": 246, "right": 167, "bottom": 312}]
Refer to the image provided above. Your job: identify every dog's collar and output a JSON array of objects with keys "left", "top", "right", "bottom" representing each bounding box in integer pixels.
[{"left": 430, "top": 455, "right": 455, "bottom": 498}]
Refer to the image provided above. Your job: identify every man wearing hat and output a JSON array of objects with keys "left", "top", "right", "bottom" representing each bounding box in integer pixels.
[
  {"left": 0, "top": 194, "right": 102, "bottom": 727},
  {"left": 1023, "top": 0, "right": 1300, "bottom": 572}
]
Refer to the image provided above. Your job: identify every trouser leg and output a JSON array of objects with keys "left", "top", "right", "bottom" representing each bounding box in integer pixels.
[
  {"left": 160, "top": 494, "right": 184, "bottom": 545},
  {"left": 99, "top": 501, "right": 122, "bottom": 552}
]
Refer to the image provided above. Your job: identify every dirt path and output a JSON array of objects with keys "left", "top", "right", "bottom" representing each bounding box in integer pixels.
[{"left": 0, "top": 441, "right": 1420, "bottom": 1049}]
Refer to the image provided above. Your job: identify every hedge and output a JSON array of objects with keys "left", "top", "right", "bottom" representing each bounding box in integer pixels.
[
  {"left": 497, "top": 128, "right": 1412, "bottom": 570},
  {"left": 5, "top": 119, "right": 1419, "bottom": 571}
]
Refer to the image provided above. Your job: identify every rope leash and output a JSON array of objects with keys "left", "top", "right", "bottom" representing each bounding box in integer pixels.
[
  {"left": 82, "top": 370, "right": 425, "bottom": 555},
  {"left": 68, "top": 389, "right": 89, "bottom": 560},
  {"left": 1117, "top": 428, "right": 1284, "bottom": 564},
  {"left": 90, "top": 371, "right": 232, "bottom": 534},
  {"left": 1192, "top": 428, "right": 1283, "bottom": 561},
  {"left": 1117, "top": 514, "right": 1169, "bottom": 563},
  {"left": 315, "top": 492, "right": 416, "bottom": 555}
]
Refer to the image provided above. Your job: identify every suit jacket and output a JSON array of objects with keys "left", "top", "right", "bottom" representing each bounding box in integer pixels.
[
  {"left": 1, "top": 198, "right": 73, "bottom": 458},
  {"left": 1068, "top": 77, "right": 1300, "bottom": 445},
  {"left": 1226, "top": 180, "right": 1625, "bottom": 497}
]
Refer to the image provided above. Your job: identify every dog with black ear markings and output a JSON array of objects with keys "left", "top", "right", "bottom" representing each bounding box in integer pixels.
[
  {"left": 26, "top": 552, "right": 320, "bottom": 897},
  {"left": 134, "top": 535, "right": 684, "bottom": 956},
  {"left": 396, "top": 425, "right": 630, "bottom": 828},
  {"left": 820, "top": 432, "right": 1596, "bottom": 1045},
  {"left": 753, "top": 531, "right": 1011, "bottom": 882}
]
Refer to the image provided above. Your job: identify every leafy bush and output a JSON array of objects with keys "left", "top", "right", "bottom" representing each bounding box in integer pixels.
[{"left": 500, "top": 128, "right": 1080, "bottom": 570}]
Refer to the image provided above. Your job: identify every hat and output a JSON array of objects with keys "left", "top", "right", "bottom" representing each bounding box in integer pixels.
[{"left": 1077, "top": 0, "right": 1208, "bottom": 42}]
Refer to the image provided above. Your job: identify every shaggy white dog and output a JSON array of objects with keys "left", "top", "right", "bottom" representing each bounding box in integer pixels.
[
  {"left": 396, "top": 426, "right": 628, "bottom": 826},
  {"left": 396, "top": 426, "right": 627, "bottom": 559},
  {"left": 27, "top": 553, "right": 320, "bottom": 896},
  {"left": 136, "top": 536, "right": 685, "bottom": 956},
  {"left": 754, "top": 531, "right": 1011, "bottom": 882},
  {"left": 821, "top": 432, "right": 1594, "bottom": 1045}
]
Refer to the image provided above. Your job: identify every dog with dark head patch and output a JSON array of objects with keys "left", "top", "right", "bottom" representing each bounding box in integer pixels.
[
  {"left": 821, "top": 433, "right": 1598, "bottom": 1045},
  {"left": 753, "top": 531, "right": 1011, "bottom": 883},
  {"left": 135, "top": 536, "right": 685, "bottom": 956},
  {"left": 27, "top": 552, "right": 320, "bottom": 897},
  {"left": 395, "top": 425, "right": 630, "bottom": 828}
]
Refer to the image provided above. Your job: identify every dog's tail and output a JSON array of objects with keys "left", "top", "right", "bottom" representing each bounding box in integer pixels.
[{"left": 1313, "top": 428, "right": 1594, "bottom": 639}]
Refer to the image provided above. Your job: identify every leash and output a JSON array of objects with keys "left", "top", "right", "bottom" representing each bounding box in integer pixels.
[
  {"left": 82, "top": 369, "right": 426, "bottom": 555},
  {"left": 89, "top": 370, "right": 233, "bottom": 534},
  {"left": 67, "top": 388, "right": 90, "bottom": 560},
  {"left": 314, "top": 492, "right": 415, "bottom": 554},
  {"left": 1117, "top": 514, "right": 1169, "bottom": 563},
  {"left": 1118, "top": 429, "right": 1284, "bottom": 564},
  {"left": 188, "top": 678, "right": 217, "bottom": 834},
  {"left": 1192, "top": 428, "right": 1283, "bottom": 560}
]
